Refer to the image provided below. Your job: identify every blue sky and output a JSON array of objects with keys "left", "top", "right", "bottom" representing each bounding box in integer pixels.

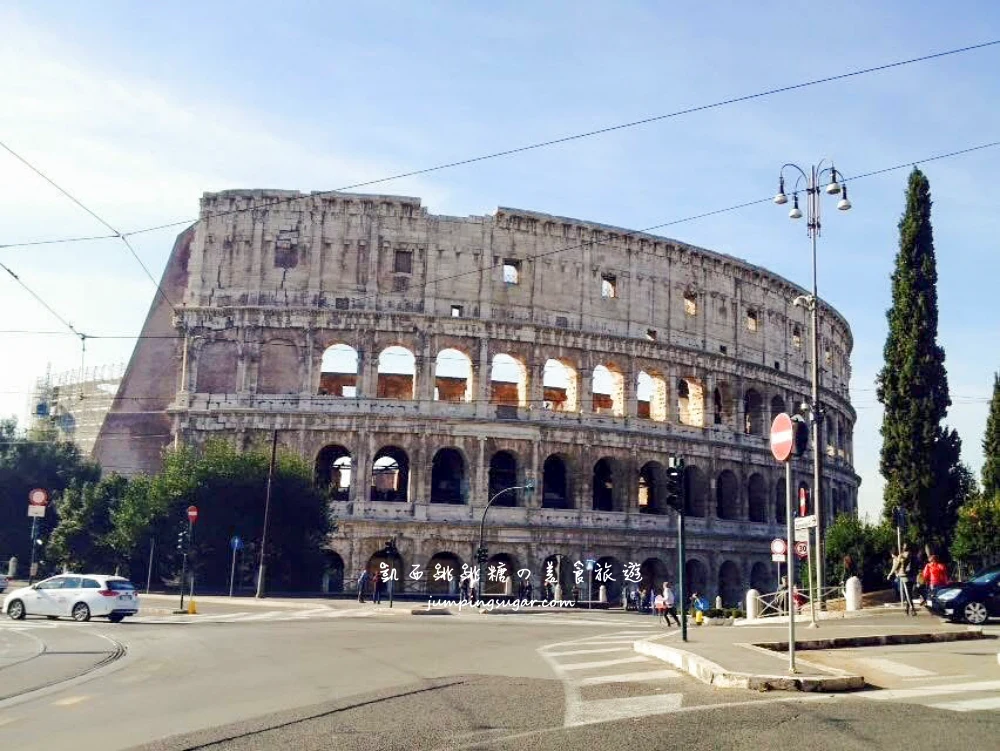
[{"left": 1, "top": 2, "right": 998, "bottom": 520}]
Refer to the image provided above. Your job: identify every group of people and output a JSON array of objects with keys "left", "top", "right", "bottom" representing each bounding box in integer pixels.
[
  {"left": 888, "top": 545, "right": 950, "bottom": 615},
  {"left": 623, "top": 582, "right": 688, "bottom": 626},
  {"left": 356, "top": 568, "right": 390, "bottom": 603}
]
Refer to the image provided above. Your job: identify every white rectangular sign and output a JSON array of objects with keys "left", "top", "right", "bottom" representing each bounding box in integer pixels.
[
  {"left": 27, "top": 504, "right": 46, "bottom": 518},
  {"left": 794, "top": 527, "right": 810, "bottom": 543},
  {"left": 794, "top": 514, "right": 817, "bottom": 530},
  {"left": 771, "top": 553, "right": 786, "bottom": 563}
]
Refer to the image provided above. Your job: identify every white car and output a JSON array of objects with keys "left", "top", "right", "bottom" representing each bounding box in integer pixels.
[{"left": 4, "top": 574, "right": 139, "bottom": 623}]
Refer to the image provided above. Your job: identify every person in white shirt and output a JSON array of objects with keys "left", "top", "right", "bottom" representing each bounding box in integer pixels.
[{"left": 661, "top": 581, "right": 679, "bottom": 626}]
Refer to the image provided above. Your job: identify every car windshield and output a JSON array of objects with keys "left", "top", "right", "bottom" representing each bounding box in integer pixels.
[
  {"left": 969, "top": 569, "right": 1000, "bottom": 585},
  {"left": 107, "top": 580, "right": 137, "bottom": 591}
]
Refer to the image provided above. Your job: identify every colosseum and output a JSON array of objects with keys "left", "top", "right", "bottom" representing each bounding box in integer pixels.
[{"left": 95, "top": 189, "right": 860, "bottom": 605}]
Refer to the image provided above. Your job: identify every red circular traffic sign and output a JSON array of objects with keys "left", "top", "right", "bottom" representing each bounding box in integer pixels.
[
  {"left": 770, "top": 538, "right": 787, "bottom": 555},
  {"left": 28, "top": 488, "right": 49, "bottom": 506},
  {"left": 798, "top": 487, "right": 809, "bottom": 516},
  {"left": 770, "top": 413, "right": 794, "bottom": 462},
  {"left": 795, "top": 541, "right": 808, "bottom": 560},
  {"left": 187, "top": 505, "right": 199, "bottom": 523}
]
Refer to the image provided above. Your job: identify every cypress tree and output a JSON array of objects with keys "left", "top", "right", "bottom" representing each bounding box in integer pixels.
[
  {"left": 983, "top": 372, "right": 1000, "bottom": 499},
  {"left": 876, "top": 168, "right": 956, "bottom": 545}
]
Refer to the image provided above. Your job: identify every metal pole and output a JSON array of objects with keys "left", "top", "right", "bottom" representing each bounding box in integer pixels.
[
  {"left": 786, "top": 458, "right": 796, "bottom": 673},
  {"left": 807, "top": 528, "right": 818, "bottom": 628},
  {"left": 179, "top": 518, "right": 190, "bottom": 611},
  {"left": 146, "top": 537, "right": 155, "bottom": 594},
  {"left": 255, "top": 429, "right": 278, "bottom": 598},
  {"left": 679, "top": 489, "right": 687, "bottom": 642},
  {"left": 809, "top": 166, "right": 826, "bottom": 606},
  {"left": 477, "top": 485, "right": 527, "bottom": 603},
  {"left": 229, "top": 545, "right": 237, "bottom": 597},
  {"left": 27, "top": 517, "right": 38, "bottom": 585},
  {"left": 189, "top": 517, "right": 196, "bottom": 604}
]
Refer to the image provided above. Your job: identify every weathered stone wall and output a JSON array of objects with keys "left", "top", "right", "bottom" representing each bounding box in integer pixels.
[{"left": 102, "top": 190, "right": 860, "bottom": 603}]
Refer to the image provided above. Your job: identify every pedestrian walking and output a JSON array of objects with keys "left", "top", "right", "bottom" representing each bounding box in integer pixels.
[
  {"left": 920, "top": 555, "right": 949, "bottom": 600},
  {"left": 357, "top": 569, "right": 369, "bottom": 603},
  {"left": 372, "top": 572, "right": 382, "bottom": 604},
  {"left": 662, "top": 581, "right": 679, "bottom": 626},
  {"left": 889, "top": 547, "right": 916, "bottom": 615}
]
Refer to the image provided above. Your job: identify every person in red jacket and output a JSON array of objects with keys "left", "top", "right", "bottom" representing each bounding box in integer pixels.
[{"left": 921, "top": 555, "right": 949, "bottom": 597}]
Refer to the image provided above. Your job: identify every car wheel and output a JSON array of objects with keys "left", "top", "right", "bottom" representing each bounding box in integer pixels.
[
  {"left": 71, "top": 602, "right": 91, "bottom": 622},
  {"left": 7, "top": 599, "right": 26, "bottom": 620},
  {"left": 963, "top": 601, "right": 989, "bottom": 625},
  {"left": 108, "top": 614, "right": 124, "bottom": 623}
]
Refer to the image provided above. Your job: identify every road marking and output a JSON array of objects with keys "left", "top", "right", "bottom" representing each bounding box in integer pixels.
[
  {"left": 577, "top": 668, "right": 681, "bottom": 686},
  {"left": 568, "top": 693, "right": 684, "bottom": 726},
  {"left": 557, "top": 655, "right": 649, "bottom": 671},
  {"left": 929, "top": 696, "right": 1000, "bottom": 712},
  {"left": 567, "top": 638, "right": 646, "bottom": 646},
  {"left": 856, "top": 657, "right": 936, "bottom": 677},
  {"left": 546, "top": 647, "right": 631, "bottom": 657},
  {"left": 858, "top": 679, "right": 1000, "bottom": 701},
  {"left": 52, "top": 695, "right": 89, "bottom": 707}
]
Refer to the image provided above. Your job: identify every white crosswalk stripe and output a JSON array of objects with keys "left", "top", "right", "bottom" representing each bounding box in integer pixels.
[
  {"left": 854, "top": 679, "right": 1000, "bottom": 713},
  {"left": 133, "top": 608, "right": 377, "bottom": 625}
]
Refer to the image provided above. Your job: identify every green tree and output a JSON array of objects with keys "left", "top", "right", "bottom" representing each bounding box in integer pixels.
[
  {"left": 982, "top": 372, "right": 1000, "bottom": 499},
  {"left": 48, "top": 475, "right": 129, "bottom": 572},
  {"left": 876, "top": 168, "right": 962, "bottom": 547},
  {"left": 950, "top": 495, "right": 1000, "bottom": 571},
  {"left": 824, "top": 513, "right": 896, "bottom": 592},
  {"left": 0, "top": 418, "right": 100, "bottom": 574}
]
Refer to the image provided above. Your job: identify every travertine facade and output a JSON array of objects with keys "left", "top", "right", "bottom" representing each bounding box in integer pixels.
[{"left": 95, "top": 190, "right": 860, "bottom": 604}]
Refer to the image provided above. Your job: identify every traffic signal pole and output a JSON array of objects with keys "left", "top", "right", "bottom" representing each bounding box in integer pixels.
[{"left": 667, "top": 456, "right": 687, "bottom": 642}]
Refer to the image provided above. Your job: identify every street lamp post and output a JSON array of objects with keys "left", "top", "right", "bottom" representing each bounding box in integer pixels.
[
  {"left": 773, "top": 160, "right": 852, "bottom": 607},
  {"left": 477, "top": 481, "right": 535, "bottom": 601}
]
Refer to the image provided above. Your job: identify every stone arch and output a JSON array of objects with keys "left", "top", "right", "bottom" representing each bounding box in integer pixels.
[
  {"left": 743, "top": 388, "right": 763, "bottom": 435},
  {"left": 430, "top": 447, "right": 467, "bottom": 504},
  {"left": 543, "top": 358, "right": 578, "bottom": 412},
  {"left": 718, "top": 560, "right": 743, "bottom": 608},
  {"left": 594, "top": 555, "right": 623, "bottom": 603},
  {"left": 640, "top": 557, "right": 668, "bottom": 591},
  {"left": 685, "top": 559, "right": 709, "bottom": 600},
  {"left": 677, "top": 377, "right": 705, "bottom": 427},
  {"left": 750, "top": 562, "right": 773, "bottom": 594},
  {"left": 370, "top": 446, "right": 409, "bottom": 503},
  {"left": 315, "top": 444, "right": 351, "bottom": 501},
  {"left": 748, "top": 473, "right": 768, "bottom": 523},
  {"left": 716, "top": 470, "right": 740, "bottom": 520},
  {"left": 684, "top": 465, "right": 708, "bottom": 517},
  {"left": 426, "top": 552, "right": 463, "bottom": 595},
  {"left": 775, "top": 478, "right": 787, "bottom": 524},
  {"left": 488, "top": 450, "right": 520, "bottom": 506},
  {"left": 258, "top": 339, "right": 299, "bottom": 394},
  {"left": 541, "top": 554, "right": 572, "bottom": 595},
  {"left": 484, "top": 553, "right": 518, "bottom": 595},
  {"left": 490, "top": 353, "right": 527, "bottom": 407},
  {"left": 322, "top": 551, "right": 345, "bottom": 594},
  {"left": 196, "top": 340, "right": 237, "bottom": 393},
  {"left": 367, "top": 548, "right": 405, "bottom": 594},
  {"left": 542, "top": 454, "right": 572, "bottom": 509},
  {"left": 319, "top": 343, "right": 358, "bottom": 396},
  {"left": 434, "top": 348, "right": 473, "bottom": 403},
  {"left": 638, "top": 461, "right": 667, "bottom": 514},
  {"left": 377, "top": 345, "right": 416, "bottom": 399},
  {"left": 770, "top": 394, "right": 786, "bottom": 423},
  {"left": 713, "top": 382, "right": 735, "bottom": 427},
  {"left": 592, "top": 363, "right": 625, "bottom": 416},
  {"left": 592, "top": 457, "right": 625, "bottom": 512},
  {"left": 637, "top": 370, "right": 667, "bottom": 421}
]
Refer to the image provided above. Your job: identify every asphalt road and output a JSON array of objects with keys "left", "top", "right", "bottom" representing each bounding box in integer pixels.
[{"left": 0, "top": 602, "right": 996, "bottom": 750}]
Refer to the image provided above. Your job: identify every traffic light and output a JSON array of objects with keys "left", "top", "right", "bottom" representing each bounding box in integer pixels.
[
  {"left": 791, "top": 414, "right": 809, "bottom": 456},
  {"left": 176, "top": 530, "right": 189, "bottom": 552},
  {"left": 384, "top": 538, "right": 398, "bottom": 557},
  {"left": 476, "top": 546, "right": 489, "bottom": 564},
  {"left": 666, "top": 457, "right": 685, "bottom": 511}
]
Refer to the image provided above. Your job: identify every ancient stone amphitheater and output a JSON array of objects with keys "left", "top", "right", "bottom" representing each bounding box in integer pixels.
[{"left": 95, "top": 190, "right": 860, "bottom": 604}]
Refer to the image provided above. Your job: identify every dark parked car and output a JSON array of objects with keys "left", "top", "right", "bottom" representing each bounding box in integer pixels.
[{"left": 927, "top": 564, "right": 1000, "bottom": 625}]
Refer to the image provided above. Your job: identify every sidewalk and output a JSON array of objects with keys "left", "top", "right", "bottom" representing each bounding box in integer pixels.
[{"left": 633, "top": 612, "right": 993, "bottom": 693}]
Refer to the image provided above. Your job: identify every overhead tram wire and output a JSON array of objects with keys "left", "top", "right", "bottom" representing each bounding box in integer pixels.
[
  {"left": 2, "top": 38, "right": 999, "bottom": 253},
  {"left": 0, "top": 139, "right": 176, "bottom": 312}
]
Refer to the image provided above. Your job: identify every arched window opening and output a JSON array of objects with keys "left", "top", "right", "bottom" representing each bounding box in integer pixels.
[
  {"left": 319, "top": 344, "right": 359, "bottom": 396},
  {"left": 677, "top": 378, "right": 705, "bottom": 426},
  {"left": 713, "top": 383, "right": 734, "bottom": 427},
  {"left": 770, "top": 395, "right": 786, "bottom": 423},
  {"left": 743, "top": 389, "right": 763, "bottom": 435},
  {"left": 716, "top": 470, "right": 740, "bottom": 520},
  {"left": 542, "top": 455, "right": 571, "bottom": 509},
  {"left": 434, "top": 348, "right": 473, "bottom": 403},
  {"left": 592, "top": 364, "right": 624, "bottom": 416},
  {"left": 426, "top": 552, "right": 463, "bottom": 595},
  {"left": 490, "top": 354, "right": 527, "bottom": 407},
  {"left": 370, "top": 446, "right": 409, "bottom": 503},
  {"left": 488, "top": 451, "right": 519, "bottom": 506},
  {"left": 543, "top": 359, "right": 578, "bottom": 412},
  {"left": 719, "top": 561, "right": 743, "bottom": 608},
  {"left": 638, "top": 461, "right": 666, "bottom": 514},
  {"left": 637, "top": 371, "right": 667, "bottom": 421},
  {"left": 592, "top": 457, "right": 620, "bottom": 512},
  {"left": 684, "top": 465, "right": 707, "bottom": 517},
  {"left": 775, "top": 479, "right": 787, "bottom": 524},
  {"left": 377, "top": 346, "right": 416, "bottom": 399},
  {"left": 748, "top": 473, "right": 767, "bottom": 523},
  {"left": 430, "top": 448, "right": 466, "bottom": 504},
  {"left": 685, "top": 559, "right": 708, "bottom": 600},
  {"left": 750, "top": 562, "right": 773, "bottom": 594},
  {"left": 315, "top": 444, "right": 352, "bottom": 501}
]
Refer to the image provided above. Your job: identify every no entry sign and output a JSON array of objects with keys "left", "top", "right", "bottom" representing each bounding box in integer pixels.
[
  {"left": 187, "top": 505, "right": 199, "bottom": 524},
  {"left": 770, "top": 413, "right": 794, "bottom": 462}
]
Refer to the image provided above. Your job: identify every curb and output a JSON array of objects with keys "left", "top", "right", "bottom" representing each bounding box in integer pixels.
[
  {"left": 410, "top": 608, "right": 452, "bottom": 616},
  {"left": 756, "top": 628, "right": 993, "bottom": 652},
  {"left": 633, "top": 637, "right": 864, "bottom": 693}
]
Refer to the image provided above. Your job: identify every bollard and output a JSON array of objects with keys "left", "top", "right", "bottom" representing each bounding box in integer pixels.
[
  {"left": 504, "top": 576, "right": 513, "bottom": 596},
  {"left": 553, "top": 583, "right": 562, "bottom": 601},
  {"left": 746, "top": 589, "right": 760, "bottom": 620},
  {"left": 715, "top": 595, "right": 723, "bottom": 610},
  {"left": 845, "top": 576, "right": 863, "bottom": 611},
  {"left": 598, "top": 584, "right": 607, "bottom": 603}
]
